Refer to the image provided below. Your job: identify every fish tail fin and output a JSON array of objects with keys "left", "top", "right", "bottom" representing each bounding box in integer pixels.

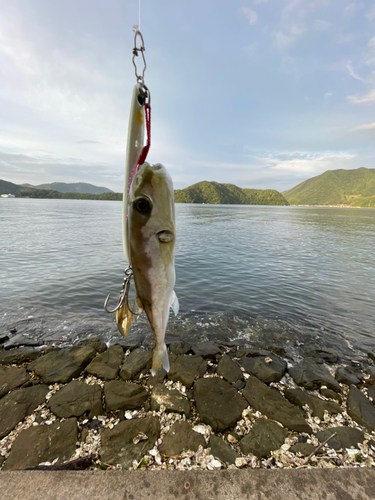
[
  {"left": 151, "top": 343, "right": 170, "bottom": 376},
  {"left": 170, "top": 291, "right": 179, "bottom": 316}
]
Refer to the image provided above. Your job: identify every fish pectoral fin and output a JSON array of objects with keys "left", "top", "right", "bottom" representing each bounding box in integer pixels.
[
  {"left": 115, "top": 301, "right": 132, "bottom": 338},
  {"left": 133, "top": 295, "right": 144, "bottom": 324},
  {"left": 169, "top": 291, "right": 179, "bottom": 316}
]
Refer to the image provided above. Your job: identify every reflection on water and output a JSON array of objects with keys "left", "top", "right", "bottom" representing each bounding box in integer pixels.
[{"left": 0, "top": 199, "right": 374, "bottom": 353}]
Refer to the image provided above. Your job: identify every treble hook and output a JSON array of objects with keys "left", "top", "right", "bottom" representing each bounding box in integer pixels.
[{"left": 104, "top": 267, "right": 133, "bottom": 314}]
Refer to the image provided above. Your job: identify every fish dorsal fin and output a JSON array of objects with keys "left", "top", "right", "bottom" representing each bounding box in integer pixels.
[{"left": 170, "top": 291, "right": 179, "bottom": 316}]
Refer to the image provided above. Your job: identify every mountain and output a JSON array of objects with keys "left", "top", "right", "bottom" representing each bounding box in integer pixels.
[
  {"left": 21, "top": 182, "right": 113, "bottom": 195},
  {"left": 0, "top": 179, "right": 23, "bottom": 195},
  {"left": 282, "top": 167, "right": 375, "bottom": 208},
  {"left": 174, "top": 181, "right": 289, "bottom": 205}
]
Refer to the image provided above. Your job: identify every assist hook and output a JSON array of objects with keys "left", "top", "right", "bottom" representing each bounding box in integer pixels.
[{"left": 104, "top": 266, "right": 133, "bottom": 313}]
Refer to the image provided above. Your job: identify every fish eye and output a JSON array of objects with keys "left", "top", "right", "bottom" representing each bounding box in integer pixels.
[
  {"left": 133, "top": 197, "right": 152, "bottom": 215},
  {"left": 157, "top": 230, "right": 174, "bottom": 243}
]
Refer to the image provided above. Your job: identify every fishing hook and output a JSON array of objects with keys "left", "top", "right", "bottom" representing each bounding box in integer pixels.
[{"left": 104, "top": 267, "right": 133, "bottom": 313}]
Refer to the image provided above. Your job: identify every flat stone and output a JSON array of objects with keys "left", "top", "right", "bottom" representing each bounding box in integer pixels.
[
  {"left": 347, "top": 385, "right": 375, "bottom": 432},
  {"left": 76, "top": 338, "right": 107, "bottom": 353},
  {"left": 147, "top": 369, "right": 167, "bottom": 387},
  {"left": 194, "top": 378, "right": 247, "bottom": 432},
  {"left": 191, "top": 342, "right": 220, "bottom": 359},
  {"left": 217, "top": 355, "right": 243, "bottom": 384},
  {"left": 239, "top": 356, "right": 287, "bottom": 383},
  {"left": 0, "top": 365, "right": 30, "bottom": 398},
  {"left": 0, "top": 347, "right": 42, "bottom": 365},
  {"left": 85, "top": 344, "right": 124, "bottom": 380},
  {"left": 3, "top": 418, "right": 78, "bottom": 470},
  {"left": 235, "top": 347, "right": 269, "bottom": 359},
  {"left": 48, "top": 381, "right": 102, "bottom": 418},
  {"left": 240, "top": 418, "right": 288, "bottom": 459},
  {"left": 168, "top": 342, "right": 191, "bottom": 355},
  {"left": 310, "top": 348, "right": 340, "bottom": 364},
  {"left": 168, "top": 355, "right": 207, "bottom": 388},
  {"left": 0, "top": 385, "right": 49, "bottom": 438},
  {"left": 320, "top": 388, "right": 342, "bottom": 404},
  {"left": 150, "top": 384, "right": 190, "bottom": 417},
  {"left": 284, "top": 389, "right": 342, "bottom": 420},
  {"left": 159, "top": 421, "right": 205, "bottom": 457},
  {"left": 242, "top": 375, "right": 312, "bottom": 434},
  {"left": 119, "top": 349, "right": 152, "bottom": 381},
  {"left": 27, "top": 346, "right": 96, "bottom": 383},
  {"left": 289, "top": 443, "right": 316, "bottom": 456},
  {"left": 316, "top": 426, "right": 365, "bottom": 450},
  {"left": 335, "top": 366, "right": 363, "bottom": 386},
  {"left": 289, "top": 360, "right": 341, "bottom": 392},
  {"left": 104, "top": 381, "right": 148, "bottom": 411},
  {"left": 100, "top": 416, "right": 160, "bottom": 468},
  {"left": 209, "top": 434, "right": 239, "bottom": 465},
  {"left": 3, "top": 334, "right": 43, "bottom": 350}
]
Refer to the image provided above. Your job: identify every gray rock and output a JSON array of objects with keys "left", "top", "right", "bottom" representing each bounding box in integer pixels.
[
  {"left": 76, "top": 338, "right": 107, "bottom": 353},
  {"left": 168, "top": 355, "right": 207, "bottom": 388},
  {"left": 347, "top": 385, "right": 375, "bottom": 432},
  {"left": 235, "top": 347, "right": 269, "bottom": 359},
  {"left": 217, "top": 355, "right": 243, "bottom": 384},
  {"left": 191, "top": 342, "right": 220, "bottom": 359},
  {"left": 0, "top": 347, "right": 42, "bottom": 365},
  {"left": 320, "top": 388, "right": 342, "bottom": 404},
  {"left": 242, "top": 375, "right": 312, "bottom": 434},
  {"left": 168, "top": 342, "right": 191, "bottom": 355},
  {"left": 233, "top": 380, "right": 245, "bottom": 390},
  {"left": 119, "top": 349, "right": 152, "bottom": 381},
  {"left": 194, "top": 378, "right": 247, "bottom": 432},
  {"left": 316, "top": 426, "right": 365, "bottom": 450},
  {"left": 290, "top": 443, "right": 316, "bottom": 456},
  {"left": 368, "top": 352, "right": 375, "bottom": 363},
  {"left": 27, "top": 346, "right": 96, "bottom": 383},
  {"left": 150, "top": 384, "right": 190, "bottom": 417},
  {"left": 209, "top": 434, "right": 239, "bottom": 465},
  {"left": 48, "top": 381, "right": 103, "bottom": 418},
  {"left": 335, "top": 366, "right": 363, "bottom": 386},
  {"left": 147, "top": 369, "right": 167, "bottom": 387},
  {"left": 100, "top": 416, "right": 160, "bottom": 468},
  {"left": 366, "top": 367, "right": 375, "bottom": 380},
  {"left": 310, "top": 348, "right": 340, "bottom": 364},
  {"left": 159, "top": 421, "right": 205, "bottom": 457},
  {"left": 240, "top": 418, "right": 288, "bottom": 458},
  {"left": 3, "top": 334, "right": 43, "bottom": 350},
  {"left": 104, "top": 380, "right": 148, "bottom": 411},
  {"left": 289, "top": 360, "right": 341, "bottom": 392},
  {"left": 3, "top": 418, "right": 78, "bottom": 470},
  {"left": 0, "top": 385, "right": 49, "bottom": 438},
  {"left": 85, "top": 344, "right": 124, "bottom": 380},
  {"left": 367, "top": 386, "right": 375, "bottom": 401},
  {"left": 0, "top": 365, "right": 30, "bottom": 398},
  {"left": 239, "top": 356, "right": 287, "bottom": 384},
  {"left": 284, "top": 389, "right": 342, "bottom": 420}
]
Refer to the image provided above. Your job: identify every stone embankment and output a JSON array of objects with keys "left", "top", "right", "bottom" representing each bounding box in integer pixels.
[{"left": 1, "top": 338, "right": 375, "bottom": 471}]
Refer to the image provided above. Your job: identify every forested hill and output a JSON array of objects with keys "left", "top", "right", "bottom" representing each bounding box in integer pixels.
[
  {"left": 282, "top": 167, "right": 375, "bottom": 208},
  {"left": 174, "top": 181, "right": 289, "bottom": 205},
  {"left": 21, "top": 181, "right": 113, "bottom": 194}
]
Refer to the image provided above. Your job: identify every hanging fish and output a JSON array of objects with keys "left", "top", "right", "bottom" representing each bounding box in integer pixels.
[{"left": 128, "top": 162, "right": 179, "bottom": 375}]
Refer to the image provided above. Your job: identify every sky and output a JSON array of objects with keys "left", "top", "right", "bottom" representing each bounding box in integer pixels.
[{"left": 0, "top": 0, "right": 374, "bottom": 192}]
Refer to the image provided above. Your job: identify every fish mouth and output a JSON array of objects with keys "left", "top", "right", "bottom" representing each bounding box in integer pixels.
[
  {"left": 156, "top": 230, "right": 174, "bottom": 243},
  {"left": 133, "top": 196, "right": 153, "bottom": 216}
]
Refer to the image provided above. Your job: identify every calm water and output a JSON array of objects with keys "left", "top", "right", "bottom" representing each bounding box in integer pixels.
[{"left": 1, "top": 198, "right": 374, "bottom": 355}]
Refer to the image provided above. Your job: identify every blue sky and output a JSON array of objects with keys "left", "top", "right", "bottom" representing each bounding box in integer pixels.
[{"left": 0, "top": 0, "right": 374, "bottom": 192}]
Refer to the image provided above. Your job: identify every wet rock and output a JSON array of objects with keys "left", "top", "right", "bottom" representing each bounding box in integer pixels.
[
  {"left": 209, "top": 434, "right": 239, "bottom": 465},
  {"left": 168, "top": 342, "right": 191, "bottom": 355},
  {"left": 0, "top": 455, "right": 5, "bottom": 467},
  {"left": 310, "top": 348, "right": 340, "bottom": 364},
  {"left": 48, "top": 381, "right": 103, "bottom": 418},
  {"left": 116, "top": 338, "right": 141, "bottom": 351},
  {"left": 240, "top": 418, "right": 288, "bottom": 459},
  {"left": 0, "top": 347, "right": 42, "bottom": 365},
  {"left": 104, "top": 380, "right": 148, "bottom": 411},
  {"left": 119, "top": 349, "right": 152, "bottom": 381},
  {"left": 242, "top": 375, "right": 312, "bottom": 433},
  {"left": 316, "top": 426, "right": 365, "bottom": 450},
  {"left": 284, "top": 389, "right": 342, "bottom": 420},
  {"left": 239, "top": 356, "right": 287, "bottom": 384},
  {"left": 76, "top": 338, "right": 107, "bottom": 353},
  {"left": 217, "top": 355, "right": 243, "bottom": 384},
  {"left": 0, "top": 334, "right": 10, "bottom": 344},
  {"left": 289, "top": 443, "right": 316, "bottom": 456},
  {"left": 289, "top": 360, "right": 341, "bottom": 392},
  {"left": 191, "top": 341, "right": 220, "bottom": 359},
  {"left": 150, "top": 384, "right": 190, "bottom": 417},
  {"left": 335, "top": 366, "right": 363, "bottom": 386},
  {"left": 147, "top": 368, "right": 167, "bottom": 387},
  {"left": 367, "top": 386, "right": 375, "bottom": 401},
  {"left": 233, "top": 380, "right": 245, "bottom": 390},
  {"left": 194, "top": 378, "right": 247, "bottom": 432},
  {"left": 159, "top": 421, "right": 205, "bottom": 457},
  {"left": 366, "top": 367, "right": 375, "bottom": 380},
  {"left": 368, "top": 352, "right": 375, "bottom": 363},
  {"left": 3, "top": 418, "right": 78, "bottom": 470},
  {"left": 3, "top": 334, "right": 43, "bottom": 350},
  {"left": 85, "top": 344, "right": 124, "bottom": 380},
  {"left": 347, "top": 385, "right": 375, "bottom": 432},
  {"left": 27, "top": 346, "right": 96, "bottom": 383},
  {"left": 0, "top": 385, "right": 49, "bottom": 438},
  {"left": 168, "top": 355, "right": 207, "bottom": 388},
  {"left": 0, "top": 365, "right": 30, "bottom": 398},
  {"left": 100, "top": 416, "right": 160, "bottom": 468},
  {"left": 235, "top": 347, "right": 269, "bottom": 359},
  {"left": 320, "top": 388, "right": 342, "bottom": 404}
]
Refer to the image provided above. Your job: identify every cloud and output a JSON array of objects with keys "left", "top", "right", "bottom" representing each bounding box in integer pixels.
[
  {"left": 344, "top": 3, "right": 363, "bottom": 16},
  {"left": 351, "top": 122, "right": 375, "bottom": 132},
  {"left": 366, "top": 6, "right": 375, "bottom": 20},
  {"left": 240, "top": 7, "right": 258, "bottom": 25},
  {"left": 324, "top": 92, "right": 332, "bottom": 99},
  {"left": 369, "top": 36, "right": 375, "bottom": 47},
  {"left": 273, "top": 31, "right": 296, "bottom": 48},
  {"left": 335, "top": 33, "right": 356, "bottom": 44},
  {"left": 346, "top": 61, "right": 364, "bottom": 82},
  {"left": 313, "top": 19, "right": 331, "bottom": 30},
  {"left": 253, "top": 0, "right": 268, "bottom": 4},
  {"left": 260, "top": 151, "right": 357, "bottom": 174},
  {"left": 76, "top": 140, "right": 103, "bottom": 145},
  {"left": 347, "top": 88, "right": 375, "bottom": 104}
]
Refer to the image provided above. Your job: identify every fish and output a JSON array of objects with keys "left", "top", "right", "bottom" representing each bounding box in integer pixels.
[{"left": 128, "top": 161, "right": 179, "bottom": 375}]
